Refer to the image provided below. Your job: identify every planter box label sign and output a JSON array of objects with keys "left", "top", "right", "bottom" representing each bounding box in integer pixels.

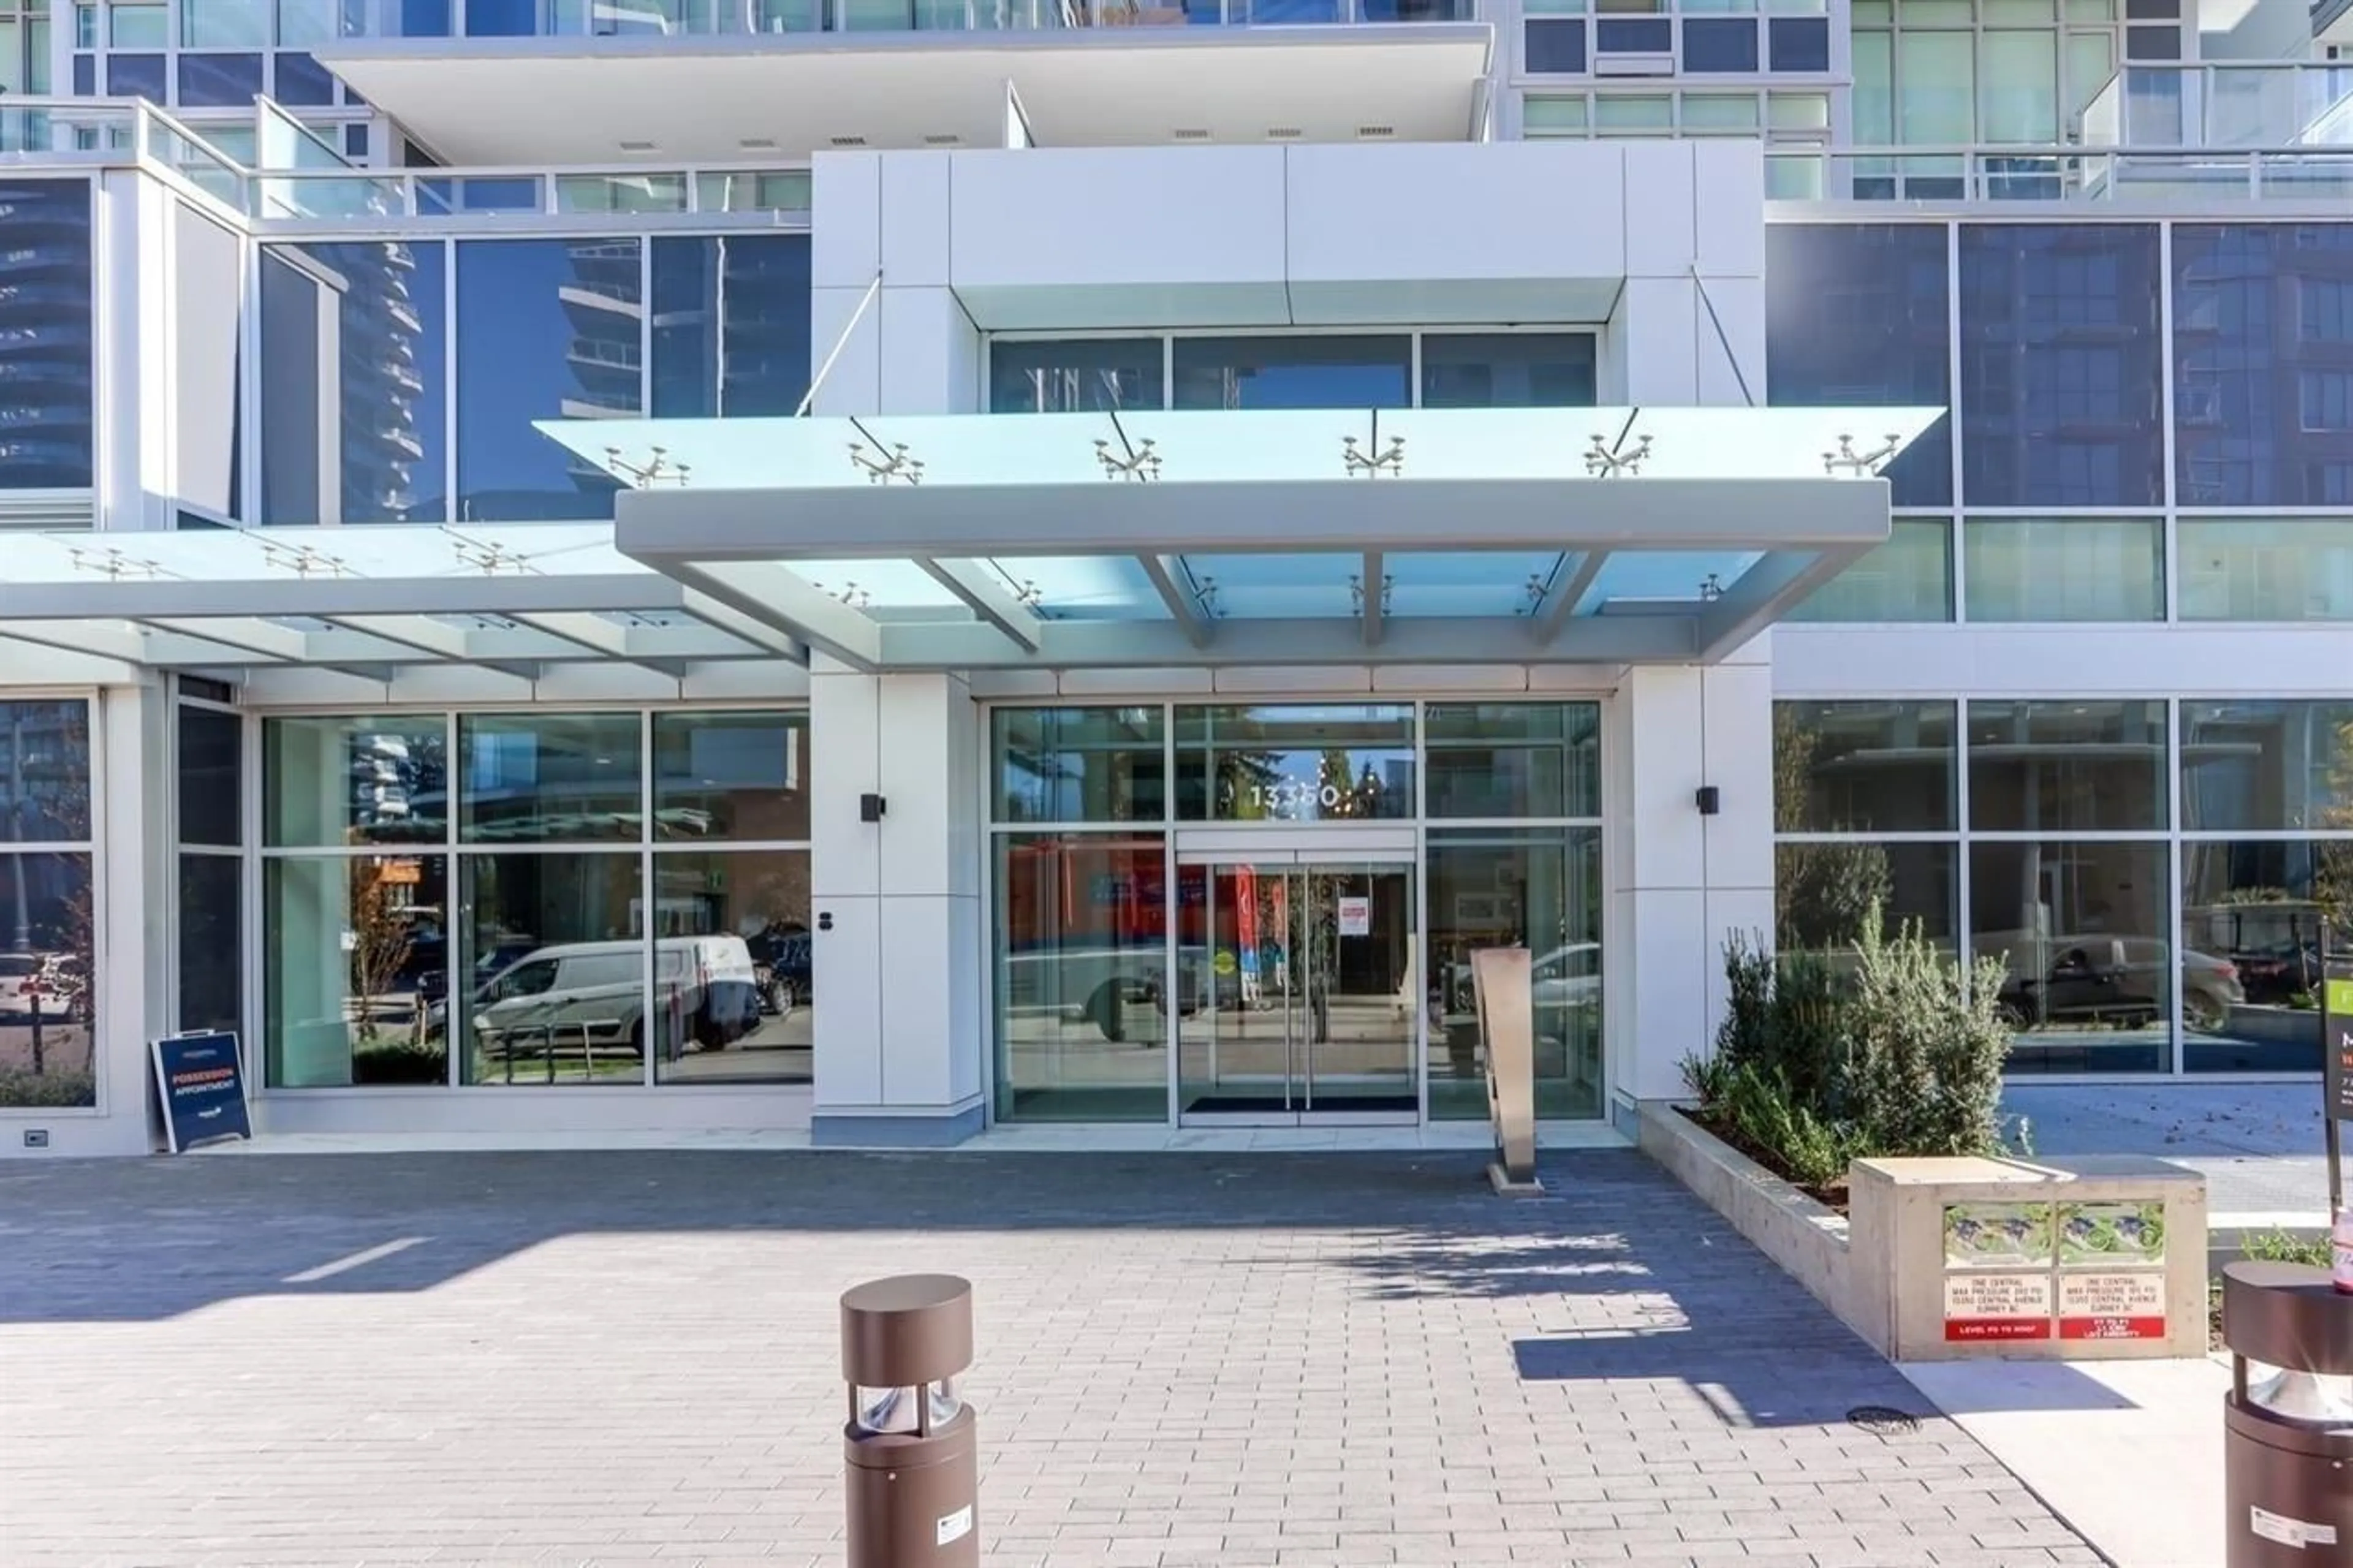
[
  {"left": 1944, "top": 1271, "right": 2054, "bottom": 1341},
  {"left": 150, "top": 1031, "right": 251, "bottom": 1154},
  {"left": 1942, "top": 1202, "right": 2056, "bottom": 1268},
  {"left": 2057, "top": 1271, "right": 2167, "bottom": 1340}
]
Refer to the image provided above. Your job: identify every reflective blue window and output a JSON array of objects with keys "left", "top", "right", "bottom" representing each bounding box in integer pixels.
[
  {"left": 1959, "top": 225, "right": 2164, "bottom": 509},
  {"left": 463, "top": 0, "right": 534, "bottom": 32},
  {"left": 649, "top": 234, "right": 811, "bottom": 419},
  {"left": 1768, "top": 15, "right": 1829, "bottom": 70},
  {"left": 1172, "top": 336, "right": 1409, "bottom": 411},
  {"left": 72, "top": 55, "right": 93, "bottom": 94},
  {"left": 274, "top": 50, "right": 336, "bottom": 105},
  {"left": 1766, "top": 223, "right": 1952, "bottom": 507},
  {"left": 1419, "top": 333, "right": 1597, "bottom": 408},
  {"left": 177, "top": 52, "right": 263, "bottom": 106},
  {"left": 259, "top": 241, "right": 449, "bottom": 525},
  {"left": 2173, "top": 225, "right": 2353, "bottom": 507},
  {"left": 1523, "top": 18, "right": 1585, "bottom": 72},
  {"left": 0, "top": 180, "right": 94, "bottom": 490},
  {"left": 455, "top": 238, "right": 640, "bottom": 522},
  {"left": 105, "top": 52, "right": 165, "bottom": 99},
  {"left": 991, "top": 339, "right": 1162, "bottom": 413},
  {"left": 344, "top": 124, "right": 369, "bottom": 159},
  {"left": 1683, "top": 18, "right": 1757, "bottom": 72}
]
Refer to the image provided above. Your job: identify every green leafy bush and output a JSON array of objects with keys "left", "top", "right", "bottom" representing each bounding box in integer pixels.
[
  {"left": 0, "top": 1069, "right": 97, "bottom": 1108},
  {"left": 1687, "top": 902, "right": 2020, "bottom": 1189},
  {"left": 2243, "top": 1229, "right": 2333, "bottom": 1268}
]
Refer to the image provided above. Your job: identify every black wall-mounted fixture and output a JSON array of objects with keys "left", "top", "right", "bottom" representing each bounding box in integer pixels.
[
  {"left": 1695, "top": 786, "right": 1721, "bottom": 816},
  {"left": 817, "top": 911, "right": 834, "bottom": 932},
  {"left": 860, "top": 793, "right": 887, "bottom": 823}
]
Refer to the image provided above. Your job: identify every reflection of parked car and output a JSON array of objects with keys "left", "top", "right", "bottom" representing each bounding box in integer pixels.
[
  {"left": 0, "top": 953, "right": 72, "bottom": 1020},
  {"left": 472, "top": 936, "right": 759, "bottom": 1056},
  {"left": 1004, "top": 945, "right": 1214, "bottom": 1043},
  {"left": 1988, "top": 935, "right": 2242, "bottom": 1034}
]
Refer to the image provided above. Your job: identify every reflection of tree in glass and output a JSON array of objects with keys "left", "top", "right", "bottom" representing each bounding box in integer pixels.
[
  {"left": 2318, "top": 718, "right": 2353, "bottom": 939},
  {"left": 347, "top": 860, "right": 415, "bottom": 1053},
  {"left": 1216, "top": 749, "right": 1284, "bottom": 820},
  {"left": 1773, "top": 708, "right": 1893, "bottom": 951}
]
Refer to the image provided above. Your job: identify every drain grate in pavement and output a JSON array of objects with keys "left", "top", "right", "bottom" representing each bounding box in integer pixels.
[{"left": 1846, "top": 1404, "right": 1923, "bottom": 1435}]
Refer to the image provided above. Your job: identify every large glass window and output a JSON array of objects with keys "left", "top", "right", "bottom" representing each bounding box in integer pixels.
[
  {"left": 1175, "top": 705, "right": 1415, "bottom": 822},
  {"left": 1170, "top": 336, "right": 1411, "bottom": 411},
  {"left": 265, "top": 854, "right": 450, "bottom": 1087},
  {"left": 1427, "top": 828, "right": 1602, "bottom": 1122},
  {"left": 0, "top": 852, "right": 96, "bottom": 1107},
  {"left": 648, "top": 234, "right": 811, "bottom": 419},
  {"left": 0, "top": 179, "right": 94, "bottom": 491},
  {"left": 2180, "top": 700, "right": 2353, "bottom": 833},
  {"left": 455, "top": 238, "right": 640, "bottom": 521},
  {"left": 458, "top": 713, "right": 641, "bottom": 842},
  {"left": 1418, "top": 333, "right": 1597, "bottom": 409},
  {"left": 1787, "top": 518, "right": 1952, "bottom": 623},
  {"left": 993, "top": 706, "right": 1165, "bottom": 824},
  {"left": 259, "top": 241, "right": 448, "bottom": 525},
  {"left": 1765, "top": 224, "right": 1952, "bottom": 507},
  {"left": 1959, "top": 225, "right": 2165, "bottom": 508},
  {"left": 265, "top": 714, "right": 449, "bottom": 846},
  {"left": 2180, "top": 839, "right": 2346, "bottom": 1073},
  {"left": 651, "top": 710, "right": 808, "bottom": 841},
  {"left": 0, "top": 699, "right": 91, "bottom": 843},
  {"left": 993, "top": 832, "right": 1169, "bottom": 1122},
  {"left": 2178, "top": 518, "right": 2353, "bottom": 621},
  {"left": 1774, "top": 700, "right": 1957, "bottom": 833},
  {"left": 1778, "top": 841, "right": 1958, "bottom": 961},
  {"left": 1962, "top": 516, "right": 2163, "bottom": 622},
  {"left": 178, "top": 704, "right": 243, "bottom": 1038},
  {"left": 2173, "top": 225, "right": 2353, "bottom": 508},
  {"left": 459, "top": 852, "right": 645, "bottom": 1085},
  {"left": 990, "top": 339, "right": 1162, "bottom": 414},
  {"left": 1423, "top": 703, "right": 1599, "bottom": 819},
  {"left": 1967, "top": 699, "right": 2167, "bottom": 832},
  {"left": 1972, "top": 839, "right": 2170, "bottom": 1074},
  {"left": 646, "top": 848, "right": 808, "bottom": 1084}
]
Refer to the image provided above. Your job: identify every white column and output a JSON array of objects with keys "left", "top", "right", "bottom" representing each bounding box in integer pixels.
[
  {"left": 808, "top": 661, "right": 985, "bottom": 1145},
  {"left": 75, "top": 683, "right": 172, "bottom": 1154},
  {"left": 1605, "top": 648, "right": 1776, "bottom": 1124}
]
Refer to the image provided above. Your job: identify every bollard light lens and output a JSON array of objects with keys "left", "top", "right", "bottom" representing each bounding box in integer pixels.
[
  {"left": 2248, "top": 1365, "right": 2353, "bottom": 1426},
  {"left": 855, "top": 1378, "right": 962, "bottom": 1434}
]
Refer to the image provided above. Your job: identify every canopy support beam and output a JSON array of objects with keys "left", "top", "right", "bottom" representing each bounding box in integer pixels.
[
  {"left": 912, "top": 558, "right": 1042, "bottom": 654},
  {"left": 1528, "top": 550, "right": 1608, "bottom": 646},
  {"left": 1360, "top": 551, "right": 1385, "bottom": 648},
  {"left": 1694, "top": 547, "right": 1856, "bottom": 661},
  {"left": 1137, "top": 555, "right": 1212, "bottom": 650}
]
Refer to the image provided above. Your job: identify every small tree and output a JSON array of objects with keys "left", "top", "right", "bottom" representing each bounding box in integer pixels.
[{"left": 346, "top": 860, "right": 415, "bottom": 1052}]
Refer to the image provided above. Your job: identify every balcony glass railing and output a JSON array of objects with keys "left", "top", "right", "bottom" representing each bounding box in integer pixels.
[
  {"left": 1765, "top": 143, "right": 2353, "bottom": 204},
  {"left": 347, "top": 0, "right": 1469, "bottom": 36},
  {"left": 2080, "top": 64, "right": 2353, "bottom": 152},
  {"left": 251, "top": 165, "right": 814, "bottom": 221},
  {"left": 0, "top": 99, "right": 247, "bottom": 206}
]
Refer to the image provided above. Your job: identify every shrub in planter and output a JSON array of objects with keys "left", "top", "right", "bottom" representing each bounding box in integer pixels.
[
  {"left": 0, "top": 1069, "right": 98, "bottom": 1108},
  {"left": 1841, "top": 915, "right": 2014, "bottom": 1159}
]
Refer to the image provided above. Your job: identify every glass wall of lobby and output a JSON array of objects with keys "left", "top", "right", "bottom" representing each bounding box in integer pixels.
[
  {"left": 257, "top": 708, "right": 813, "bottom": 1092},
  {"left": 988, "top": 702, "right": 1605, "bottom": 1124}
]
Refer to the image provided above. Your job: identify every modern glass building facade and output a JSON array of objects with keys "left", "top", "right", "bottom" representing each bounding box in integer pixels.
[{"left": 0, "top": 0, "right": 2345, "bottom": 1156}]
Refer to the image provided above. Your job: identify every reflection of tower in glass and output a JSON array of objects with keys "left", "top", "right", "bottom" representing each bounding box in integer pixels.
[
  {"left": 339, "top": 241, "right": 431, "bottom": 522},
  {"left": 714, "top": 237, "right": 805, "bottom": 415},
  {"left": 0, "top": 181, "right": 93, "bottom": 487},
  {"left": 347, "top": 730, "right": 447, "bottom": 835},
  {"left": 561, "top": 238, "right": 645, "bottom": 498}
]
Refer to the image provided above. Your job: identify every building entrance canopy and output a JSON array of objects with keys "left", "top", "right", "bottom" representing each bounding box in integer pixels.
[
  {"left": 0, "top": 406, "right": 1938, "bottom": 681},
  {"left": 566, "top": 405, "right": 1941, "bottom": 672}
]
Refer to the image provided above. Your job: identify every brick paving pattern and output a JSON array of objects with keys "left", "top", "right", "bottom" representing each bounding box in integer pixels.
[{"left": 0, "top": 1149, "right": 2100, "bottom": 1568}]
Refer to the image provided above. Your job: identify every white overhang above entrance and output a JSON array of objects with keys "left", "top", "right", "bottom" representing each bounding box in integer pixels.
[
  {"left": 313, "top": 27, "right": 1493, "bottom": 166},
  {"left": 552, "top": 405, "right": 1942, "bottom": 672}
]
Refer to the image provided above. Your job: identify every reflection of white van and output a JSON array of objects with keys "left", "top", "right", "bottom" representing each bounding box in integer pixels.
[{"left": 472, "top": 936, "right": 759, "bottom": 1056}]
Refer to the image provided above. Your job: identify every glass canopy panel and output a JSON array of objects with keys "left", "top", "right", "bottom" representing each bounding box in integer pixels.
[
  {"left": 987, "top": 556, "right": 1163, "bottom": 621},
  {"left": 1177, "top": 554, "right": 1363, "bottom": 619},
  {"left": 1383, "top": 551, "right": 1564, "bottom": 618},
  {"left": 1588, "top": 551, "right": 1768, "bottom": 605},
  {"left": 536, "top": 406, "right": 1948, "bottom": 492},
  {"left": 787, "top": 558, "right": 964, "bottom": 612},
  {"left": 0, "top": 523, "right": 642, "bottom": 586}
]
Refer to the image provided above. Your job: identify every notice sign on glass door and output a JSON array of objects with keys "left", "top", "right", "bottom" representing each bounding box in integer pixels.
[{"left": 1338, "top": 896, "right": 1371, "bottom": 938}]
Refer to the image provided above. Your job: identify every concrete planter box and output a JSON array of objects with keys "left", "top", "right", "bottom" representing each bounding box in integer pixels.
[{"left": 1640, "top": 1101, "right": 2210, "bottom": 1362}]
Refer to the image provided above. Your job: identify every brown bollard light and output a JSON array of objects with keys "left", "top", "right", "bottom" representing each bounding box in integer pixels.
[
  {"left": 2221, "top": 1261, "right": 2353, "bottom": 1566},
  {"left": 841, "top": 1274, "right": 979, "bottom": 1568}
]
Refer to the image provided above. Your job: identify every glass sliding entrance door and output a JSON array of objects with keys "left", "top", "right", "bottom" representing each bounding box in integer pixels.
[{"left": 1174, "top": 849, "right": 1419, "bottom": 1123}]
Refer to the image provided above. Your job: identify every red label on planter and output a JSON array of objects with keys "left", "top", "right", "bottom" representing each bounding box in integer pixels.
[
  {"left": 1946, "top": 1318, "right": 2054, "bottom": 1342},
  {"left": 2059, "top": 1316, "right": 2166, "bottom": 1341}
]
